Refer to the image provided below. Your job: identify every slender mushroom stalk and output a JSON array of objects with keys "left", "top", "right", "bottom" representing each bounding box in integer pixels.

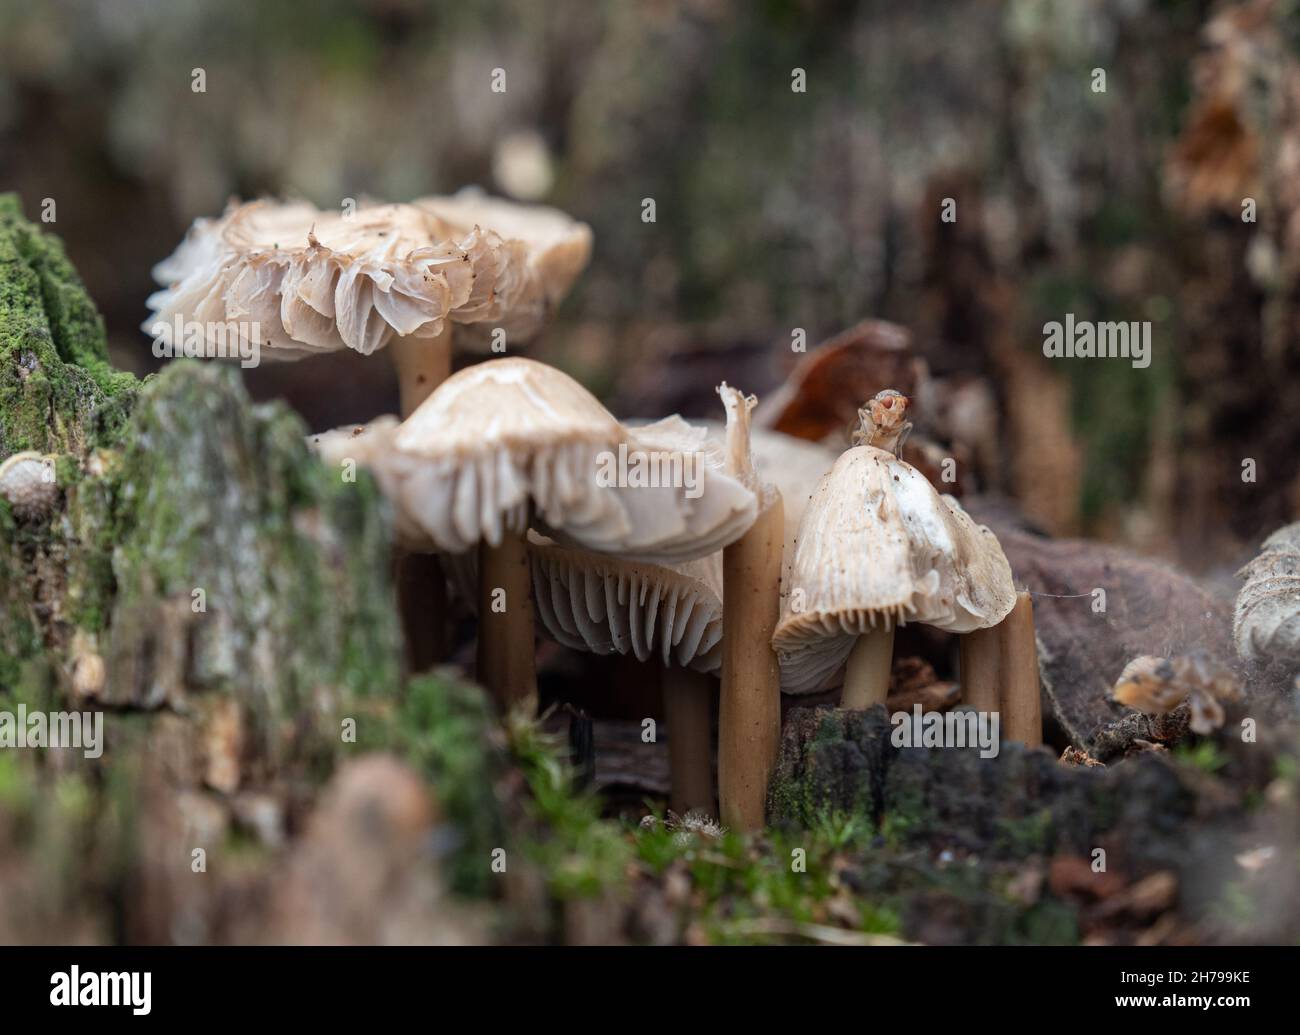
[
  {"left": 476, "top": 514, "right": 538, "bottom": 714},
  {"left": 998, "top": 591, "right": 1041, "bottom": 746},
  {"left": 959, "top": 623, "right": 1001, "bottom": 713},
  {"left": 717, "top": 385, "right": 784, "bottom": 832},
  {"left": 842, "top": 623, "right": 894, "bottom": 709},
  {"left": 390, "top": 325, "right": 453, "bottom": 417},
  {"left": 391, "top": 325, "right": 454, "bottom": 672},
  {"left": 662, "top": 664, "right": 716, "bottom": 815},
  {"left": 523, "top": 538, "right": 726, "bottom": 808}
]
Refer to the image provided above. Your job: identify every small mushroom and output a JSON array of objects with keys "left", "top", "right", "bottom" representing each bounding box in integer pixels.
[
  {"left": 772, "top": 391, "right": 1016, "bottom": 712},
  {"left": 526, "top": 537, "right": 724, "bottom": 814},
  {"left": 146, "top": 191, "right": 591, "bottom": 415},
  {"left": 0, "top": 451, "right": 58, "bottom": 520},
  {"left": 312, "top": 358, "right": 758, "bottom": 711}
]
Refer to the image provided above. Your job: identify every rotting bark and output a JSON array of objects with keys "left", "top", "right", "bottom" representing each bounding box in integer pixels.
[
  {"left": 969, "top": 505, "right": 1246, "bottom": 753},
  {"left": 768, "top": 702, "right": 1300, "bottom": 942}
]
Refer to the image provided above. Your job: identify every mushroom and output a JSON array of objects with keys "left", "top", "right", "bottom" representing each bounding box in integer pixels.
[
  {"left": 310, "top": 358, "right": 758, "bottom": 711},
  {"left": 714, "top": 385, "right": 785, "bottom": 831},
  {"left": 0, "top": 451, "right": 58, "bottom": 520},
  {"left": 146, "top": 190, "right": 592, "bottom": 415},
  {"left": 440, "top": 417, "right": 835, "bottom": 815},
  {"left": 526, "top": 536, "right": 724, "bottom": 813},
  {"left": 772, "top": 391, "right": 1016, "bottom": 711}
]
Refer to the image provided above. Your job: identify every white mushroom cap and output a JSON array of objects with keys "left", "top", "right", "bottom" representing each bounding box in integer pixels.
[
  {"left": 529, "top": 421, "right": 836, "bottom": 674},
  {"left": 0, "top": 451, "right": 58, "bottom": 520},
  {"left": 414, "top": 190, "right": 593, "bottom": 343},
  {"left": 532, "top": 535, "right": 724, "bottom": 672},
  {"left": 772, "top": 444, "right": 1016, "bottom": 694},
  {"left": 441, "top": 532, "right": 724, "bottom": 672},
  {"left": 310, "top": 358, "right": 758, "bottom": 562},
  {"left": 145, "top": 193, "right": 591, "bottom": 360}
]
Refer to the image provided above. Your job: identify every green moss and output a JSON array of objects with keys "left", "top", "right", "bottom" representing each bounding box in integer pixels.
[
  {"left": 103, "top": 361, "right": 402, "bottom": 761},
  {"left": 507, "top": 711, "right": 632, "bottom": 900},
  {"left": 1174, "top": 740, "right": 1229, "bottom": 776},
  {"left": 358, "top": 672, "right": 508, "bottom": 897},
  {"left": 992, "top": 808, "right": 1055, "bottom": 858},
  {"left": 0, "top": 193, "right": 137, "bottom": 459}
]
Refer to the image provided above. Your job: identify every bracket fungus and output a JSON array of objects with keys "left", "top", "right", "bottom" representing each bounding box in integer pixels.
[
  {"left": 146, "top": 190, "right": 591, "bottom": 415},
  {"left": 773, "top": 391, "right": 1018, "bottom": 717},
  {"left": 311, "top": 358, "right": 757, "bottom": 712}
]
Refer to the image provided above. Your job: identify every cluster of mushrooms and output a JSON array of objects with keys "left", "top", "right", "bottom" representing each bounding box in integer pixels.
[{"left": 147, "top": 190, "right": 1041, "bottom": 830}]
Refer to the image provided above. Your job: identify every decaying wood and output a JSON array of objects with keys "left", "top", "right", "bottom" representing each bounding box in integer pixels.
[
  {"left": 1234, "top": 521, "right": 1300, "bottom": 663},
  {"left": 970, "top": 502, "right": 1237, "bottom": 751}
]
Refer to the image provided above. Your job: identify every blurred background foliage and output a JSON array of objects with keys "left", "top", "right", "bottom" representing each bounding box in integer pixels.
[{"left": 2, "top": 0, "right": 1298, "bottom": 572}]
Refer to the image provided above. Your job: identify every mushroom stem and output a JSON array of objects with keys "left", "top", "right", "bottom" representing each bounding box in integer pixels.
[
  {"left": 390, "top": 324, "right": 453, "bottom": 418},
  {"left": 998, "top": 591, "right": 1041, "bottom": 746},
  {"left": 395, "top": 549, "right": 449, "bottom": 672},
  {"left": 662, "top": 664, "right": 716, "bottom": 815},
  {"left": 958, "top": 624, "right": 1001, "bottom": 713},
  {"left": 390, "top": 325, "right": 454, "bottom": 669},
  {"left": 841, "top": 624, "right": 894, "bottom": 709},
  {"left": 719, "top": 491, "right": 784, "bottom": 832},
  {"left": 476, "top": 522, "right": 538, "bottom": 714}
]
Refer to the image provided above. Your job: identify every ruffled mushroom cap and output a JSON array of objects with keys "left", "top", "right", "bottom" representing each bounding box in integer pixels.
[
  {"left": 310, "top": 358, "right": 758, "bottom": 562},
  {"left": 146, "top": 193, "right": 591, "bottom": 360},
  {"left": 772, "top": 444, "right": 1016, "bottom": 694},
  {"left": 414, "top": 190, "right": 593, "bottom": 343}
]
